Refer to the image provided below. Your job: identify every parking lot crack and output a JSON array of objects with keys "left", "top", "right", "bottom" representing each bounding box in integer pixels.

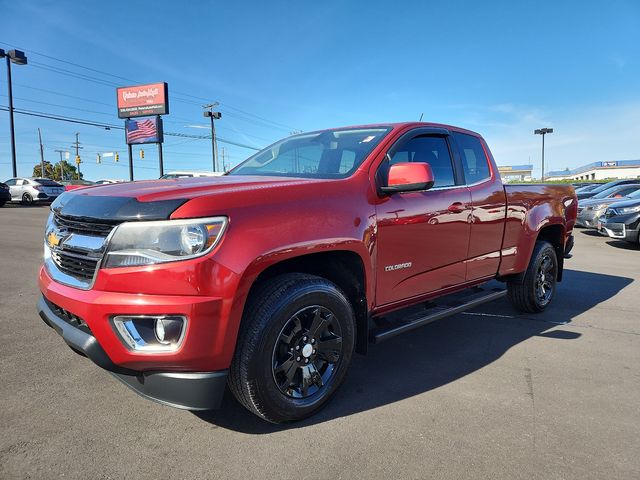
[{"left": 524, "top": 367, "right": 537, "bottom": 452}]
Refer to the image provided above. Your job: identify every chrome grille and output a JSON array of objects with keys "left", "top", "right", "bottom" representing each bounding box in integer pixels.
[
  {"left": 47, "top": 214, "right": 117, "bottom": 288},
  {"left": 51, "top": 249, "right": 100, "bottom": 280},
  {"left": 54, "top": 213, "right": 116, "bottom": 235}
]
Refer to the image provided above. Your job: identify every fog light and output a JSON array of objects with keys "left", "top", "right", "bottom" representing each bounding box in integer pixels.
[
  {"left": 155, "top": 317, "right": 184, "bottom": 345},
  {"left": 113, "top": 315, "right": 187, "bottom": 352}
]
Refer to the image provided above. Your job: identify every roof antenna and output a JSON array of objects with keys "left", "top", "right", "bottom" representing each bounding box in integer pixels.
[{"left": 419, "top": 113, "right": 424, "bottom": 121}]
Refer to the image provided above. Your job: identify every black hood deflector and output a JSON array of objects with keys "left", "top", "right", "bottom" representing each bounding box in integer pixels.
[{"left": 51, "top": 192, "right": 187, "bottom": 222}]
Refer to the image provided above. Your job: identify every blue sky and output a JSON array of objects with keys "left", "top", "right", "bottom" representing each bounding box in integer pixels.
[{"left": 0, "top": 0, "right": 639, "bottom": 180}]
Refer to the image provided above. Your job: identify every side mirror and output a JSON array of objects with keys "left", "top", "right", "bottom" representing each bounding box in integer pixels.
[{"left": 380, "top": 162, "right": 435, "bottom": 195}]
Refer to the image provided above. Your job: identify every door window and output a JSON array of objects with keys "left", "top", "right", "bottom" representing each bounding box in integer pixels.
[
  {"left": 454, "top": 132, "right": 491, "bottom": 184},
  {"left": 388, "top": 135, "right": 455, "bottom": 187}
]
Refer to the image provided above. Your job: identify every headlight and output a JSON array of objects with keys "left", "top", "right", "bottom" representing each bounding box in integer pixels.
[
  {"left": 590, "top": 204, "right": 607, "bottom": 211},
  {"left": 103, "top": 216, "right": 227, "bottom": 268},
  {"left": 616, "top": 205, "right": 640, "bottom": 215}
]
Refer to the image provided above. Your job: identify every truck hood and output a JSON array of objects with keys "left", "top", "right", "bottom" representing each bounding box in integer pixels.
[{"left": 51, "top": 176, "right": 326, "bottom": 222}]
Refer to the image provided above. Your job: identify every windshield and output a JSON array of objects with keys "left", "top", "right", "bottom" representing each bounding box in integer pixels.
[
  {"left": 592, "top": 185, "right": 632, "bottom": 199},
  {"left": 589, "top": 182, "right": 626, "bottom": 195},
  {"left": 228, "top": 127, "right": 391, "bottom": 179}
]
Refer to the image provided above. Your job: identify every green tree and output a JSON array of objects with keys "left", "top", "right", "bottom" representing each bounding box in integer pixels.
[{"left": 33, "top": 160, "right": 82, "bottom": 180}]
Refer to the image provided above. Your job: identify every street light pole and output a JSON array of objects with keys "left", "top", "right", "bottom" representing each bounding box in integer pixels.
[
  {"left": 534, "top": 127, "right": 553, "bottom": 182},
  {"left": 203, "top": 103, "right": 222, "bottom": 172},
  {"left": 0, "top": 49, "right": 28, "bottom": 178}
]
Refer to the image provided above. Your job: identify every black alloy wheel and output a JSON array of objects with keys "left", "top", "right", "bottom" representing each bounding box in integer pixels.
[
  {"left": 229, "top": 273, "right": 355, "bottom": 423},
  {"left": 534, "top": 252, "right": 556, "bottom": 307},
  {"left": 507, "top": 240, "right": 558, "bottom": 313},
  {"left": 271, "top": 305, "right": 343, "bottom": 399}
]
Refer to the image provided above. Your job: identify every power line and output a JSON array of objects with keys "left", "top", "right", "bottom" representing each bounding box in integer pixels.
[
  {"left": 0, "top": 40, "right": 301, "bottom": 131},
  {"left": 0, "top": 105, "right": 261, "bottom": 150}
]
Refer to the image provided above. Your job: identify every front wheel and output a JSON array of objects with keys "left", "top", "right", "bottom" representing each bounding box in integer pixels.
[
  {"left": 507, "top": 241, "right": 558, "bottom": 313},
  {"left": 229, "top": 273, "right": 355, "bottom": 423}
]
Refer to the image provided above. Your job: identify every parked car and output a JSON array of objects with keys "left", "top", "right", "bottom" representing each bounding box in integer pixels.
[
  {"left": 3, "top": 177, "right": 64, "bottom": 205},
  {"left": 576, "top": 184, "right": 640, "bottom": 228},
  {"left": 576, "top": 178, "right": 640, "bottom": 200},
  {"left": 0, "top": 182, "right": 11, "bottom": 207},
  {"left": 574, "top": 183, "right": 601, "bottom": 194},
  {"left": 60, "top": 179, "right": 95, "bottom": 191},
  {"left": 94, "top": 179, "right": 126, "bottom": 185},
  {"left": 599, "top": 196, "right": 640, "bottom": 243},
  {"left": 37, "top": 122, "right": 577, "bottom": 423},
  {"left": 159, "top": 171, "right": 225, "bottom": 179}
]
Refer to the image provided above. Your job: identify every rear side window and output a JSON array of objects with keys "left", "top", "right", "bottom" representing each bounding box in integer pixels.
[
  {"left": 454, "top": 132, "right": 491, "bottom": 184},
  {"left": 388, "top": 136, "right": 455, "bottom": 187}
]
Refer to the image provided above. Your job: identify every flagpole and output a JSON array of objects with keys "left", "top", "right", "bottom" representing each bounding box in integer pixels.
[{"left": 128, "top": 143, "right": 133, "bottom": 181}]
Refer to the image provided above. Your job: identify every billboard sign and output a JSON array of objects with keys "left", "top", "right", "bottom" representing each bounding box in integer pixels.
[
  {"left": 602, "top": 161, "right": 618, "bottom": 167},
  {"left": 116, "top": 82, "right": 169, "bottom": 119},
  {"left": 125, "top": 116, "right": 164, "bottom": 145}
]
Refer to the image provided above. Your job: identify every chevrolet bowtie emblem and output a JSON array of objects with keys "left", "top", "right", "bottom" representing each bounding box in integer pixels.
[{"left": 47, "top": 230, "right": 61, "bottom": 248}]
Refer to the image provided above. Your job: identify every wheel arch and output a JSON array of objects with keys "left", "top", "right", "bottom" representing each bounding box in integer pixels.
[{"left": 233, "top": 249, "right": 371, "bottom": 356}]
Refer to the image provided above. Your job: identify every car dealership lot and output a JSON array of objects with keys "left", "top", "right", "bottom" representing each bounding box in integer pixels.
[{"left": 1, "top": 205, "right": 638, "bottom": 480}]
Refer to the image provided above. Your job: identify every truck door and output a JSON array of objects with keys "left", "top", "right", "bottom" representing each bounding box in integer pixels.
[
  {"left": 451, "top": 132, "right": 507, "bottom": 281},
  {"left": 374, "top": 130, "right": 472, "bottom": 306}
]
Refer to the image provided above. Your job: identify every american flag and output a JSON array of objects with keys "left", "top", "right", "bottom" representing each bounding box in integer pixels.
[{"left": 126, "top": 118, "right": 157, "bottom": 143}]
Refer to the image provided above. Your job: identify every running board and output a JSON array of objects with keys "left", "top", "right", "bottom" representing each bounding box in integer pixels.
[{"left": 370, "top": 287, "right": 507, "bottom": 344}]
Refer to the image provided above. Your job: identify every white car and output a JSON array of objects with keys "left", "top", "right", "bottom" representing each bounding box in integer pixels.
[{"left": 3, "top": 177, "right": 64, "bottom": 205}]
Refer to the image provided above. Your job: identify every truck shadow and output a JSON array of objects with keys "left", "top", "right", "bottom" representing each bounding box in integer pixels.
[{"left": 194, "top": 269, "right": 632, "bottom": 433}]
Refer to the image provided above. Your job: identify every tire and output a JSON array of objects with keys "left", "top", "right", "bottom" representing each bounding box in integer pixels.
[
  {"left": 21, "top": 193, "right": 34, "bottom": 206},
  {"left": 507, "top": 241, "right": 558, "bottom": 313},
  {"left": 229, "top": 273, "right": 355, "bottom": 423},
  {"left": 0, "top": 201, "right": 5, "bottom": 208}
]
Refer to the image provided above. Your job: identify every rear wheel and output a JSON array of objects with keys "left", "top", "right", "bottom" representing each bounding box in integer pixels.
[
  {"left": 21, "top": 193, "right": 33, "bottom": 206},
  {"left": 229, "top": 273, "right": 355, "bottom": 423},
  {"left": 508, "top": 241, "right": 558, "bottom": 313},
  {"left": 0, "top": 201, "right": 5, "bottom": 208}
]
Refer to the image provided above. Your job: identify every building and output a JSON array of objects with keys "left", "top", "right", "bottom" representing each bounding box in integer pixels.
[
  {"left": 497, "top": 164, "right": 533, "bottom": 182},
  {"left": 546, "top": 160, "right": 640, "bottom": 181}
]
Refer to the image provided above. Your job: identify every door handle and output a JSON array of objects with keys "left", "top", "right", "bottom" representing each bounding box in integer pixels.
[{"left": 447, "top": 202, "right": 465, "bottom": 213}]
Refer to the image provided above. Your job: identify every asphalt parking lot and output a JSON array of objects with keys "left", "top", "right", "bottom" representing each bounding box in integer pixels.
[{"left": 1, "top": 204, "right": 638, "bottom": 480}]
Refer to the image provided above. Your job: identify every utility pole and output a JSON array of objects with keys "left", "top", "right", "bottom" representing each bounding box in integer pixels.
[
  {"left": 0, "top": 49, "right": 28, "bottom": 178},
  {"left": 203, "top": 103, "right": 222, "bottom": 172},
  {"left": 534, "top": 128, "right": 553, "bottom": 182},
  {"left": 37, "top": 128, "right": 45, "bottom": 177},
  {"left": 71, "top": 132, "right": 83, "bottom": 180},
  {"left": 54, "top": 150, "right": 67, "bottom": 180}
]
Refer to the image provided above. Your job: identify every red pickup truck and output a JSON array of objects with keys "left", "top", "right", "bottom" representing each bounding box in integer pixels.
[{"left": 38, "top": 122, "right": 577, "bottom": 423}]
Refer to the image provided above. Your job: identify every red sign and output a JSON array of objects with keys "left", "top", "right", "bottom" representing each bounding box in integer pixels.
[{"left": 116, "top": 82, "right": 169, "bottom": 119}]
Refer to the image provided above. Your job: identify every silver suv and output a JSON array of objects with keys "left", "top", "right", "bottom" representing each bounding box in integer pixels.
[{"left": 3, "top": 177, "right": 64, "bottom": 205}]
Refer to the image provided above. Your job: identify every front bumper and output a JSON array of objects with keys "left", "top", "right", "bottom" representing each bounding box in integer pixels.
[
  {"left": 576, "top": 210, "right": 603, "bottom": 228},
  {"left": 38, "top": 295, "right": 228, "bottom": 410},
  {"left": 599, "top": 211, "right": 640, "bottom": 242}
]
